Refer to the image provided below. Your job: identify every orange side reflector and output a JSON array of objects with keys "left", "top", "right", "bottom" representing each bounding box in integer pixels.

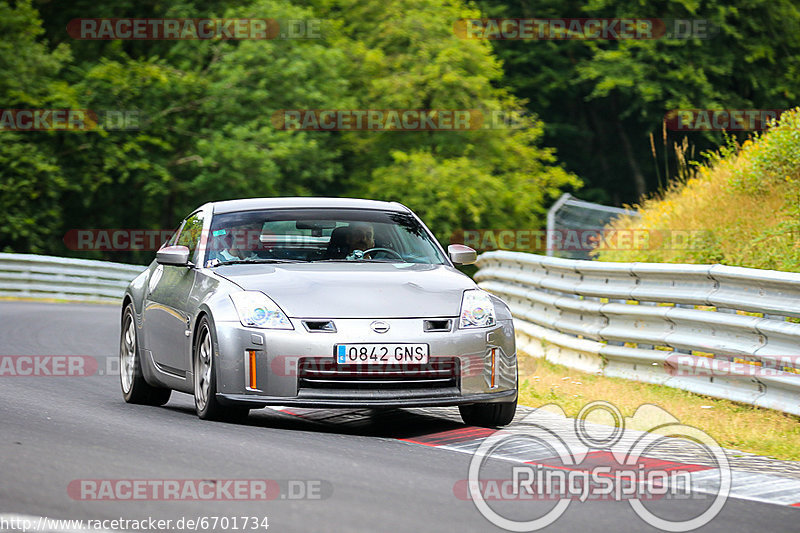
[
  {"left": 248, "top": 350, "right": 257, "bottom": 389},
  {"left": 490, "top": 348, "right": 496, "bottom": 388}
]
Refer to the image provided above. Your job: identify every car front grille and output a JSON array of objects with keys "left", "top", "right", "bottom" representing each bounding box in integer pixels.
[{"left": 296, "top": 357, "right": 460, "bottom": 394}]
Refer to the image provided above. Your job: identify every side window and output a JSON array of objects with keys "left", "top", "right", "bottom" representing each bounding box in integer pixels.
[
  {"left": 162, "top": 223, "right": 183, "bottom": 249},
  {"left": 175, "top": 211, "right": 205, "bottom": 263}
]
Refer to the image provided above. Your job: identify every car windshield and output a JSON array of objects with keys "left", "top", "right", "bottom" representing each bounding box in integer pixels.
[{"left": 205, "top": 208, "right": 447, "bottom": 266}]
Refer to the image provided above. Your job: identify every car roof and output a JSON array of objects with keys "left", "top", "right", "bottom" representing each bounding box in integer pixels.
[{"left": 209, "top": 197, "right": 411, "bottom": 215}]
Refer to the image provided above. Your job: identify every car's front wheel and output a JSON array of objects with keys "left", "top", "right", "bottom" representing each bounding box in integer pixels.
[
  {"left": 120, "top": 304, "right": 171, "bottom": 406},
  {"left": 459, "top": 399, "right": 517, "bottom": 427},
  {"left": 193, "top": 316, "right": 249, "bottom": 422}
]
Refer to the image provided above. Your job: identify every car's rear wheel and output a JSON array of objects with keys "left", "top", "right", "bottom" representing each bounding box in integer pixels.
[
  {"left": 459, "top": 399, "right": 517, "bottom": 427},
  {"left": 193, "top": 316, "right": 249, "bottom": 422},
  {"left": 120, "top": 304, "right": 172, "bottom": 406}
]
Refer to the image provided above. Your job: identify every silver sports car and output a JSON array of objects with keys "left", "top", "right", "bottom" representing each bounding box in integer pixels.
[{"left": 120, "top": 198, "right": 517, "bottom": 426}]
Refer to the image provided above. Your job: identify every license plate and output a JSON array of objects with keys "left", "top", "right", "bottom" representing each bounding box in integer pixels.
[{"left": 335, "top": 343, "right": 429, "bottom": 364}]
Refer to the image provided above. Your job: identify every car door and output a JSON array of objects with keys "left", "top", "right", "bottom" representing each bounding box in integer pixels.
[{"left": 143, "top": 210, "right": 205, "bottom": 376}]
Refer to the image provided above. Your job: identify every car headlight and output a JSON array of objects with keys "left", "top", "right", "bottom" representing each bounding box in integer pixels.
[
  {"left": 230, "top": 291, "right": 293, "bottom": 329},
  {"left": 459, "top": 289, "right": 496, "bottom": 329}
]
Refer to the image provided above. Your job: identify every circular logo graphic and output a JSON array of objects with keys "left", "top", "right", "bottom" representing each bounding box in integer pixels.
[
  {"left": 467, "top": 401, "right": 731, "bottom": 532},
  {"left": 370, "top": 321, "right": 390, "bottom": 334}
]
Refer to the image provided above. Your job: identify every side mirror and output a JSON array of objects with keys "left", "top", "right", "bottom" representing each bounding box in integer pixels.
[
  {"left": 156, "top": 245, "right": 190, "bottom": 266},
  {"left": 448, "top": 244, "right": 477, "bottom": 265}
]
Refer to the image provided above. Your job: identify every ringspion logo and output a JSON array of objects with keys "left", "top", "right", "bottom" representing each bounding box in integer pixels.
[{"left": 466, "top": 401, "right": 730, "bottom": 531}]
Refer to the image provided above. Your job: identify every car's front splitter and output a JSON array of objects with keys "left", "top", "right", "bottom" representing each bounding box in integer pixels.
[{"left": 217, "top": 388, "right": 517, "bottom": 409}]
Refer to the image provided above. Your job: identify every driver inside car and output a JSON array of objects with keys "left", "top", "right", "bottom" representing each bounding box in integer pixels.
[
  {"left": 344, "top": 222, "right": 375, "bottom": 260},
  {"left": 210, "top": 227, "right": 260, "bottom": 263}
]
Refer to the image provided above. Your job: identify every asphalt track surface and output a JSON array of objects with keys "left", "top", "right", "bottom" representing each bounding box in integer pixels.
[{"left": 1, "top": 300, "right": 798, "bottom": 532}]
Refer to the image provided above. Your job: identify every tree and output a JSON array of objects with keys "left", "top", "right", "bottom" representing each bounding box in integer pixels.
[
  {"left": 318, "top": 0, "right": 580, "bottom": 243},
  {"left": 478, "top": 0, "right": 800, "bottom": 204},
  {"left": 3, "top": 0, "right": 580, "bottom": 262},
  {"left": 0, "top": 0, "right": 74, "bottom": 252}
]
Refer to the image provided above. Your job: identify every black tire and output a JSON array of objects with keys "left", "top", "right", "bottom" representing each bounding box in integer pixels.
[
  {"left": 119, "top": 304, "right": 172, "bottom": 406},
  {"left": 193, "top": 316, "right": 250, "bottom": 422},
  {"left": 459, "top": 398, "right": 517, "bottom": 427}
]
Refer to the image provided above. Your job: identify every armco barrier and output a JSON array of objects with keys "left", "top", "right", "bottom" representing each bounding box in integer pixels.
[
  {"left": 475, "top": 250, "right": 800, "bottom": 416},
  {"left": 0, "top": 253, "right": 146, "bottom": 303}
]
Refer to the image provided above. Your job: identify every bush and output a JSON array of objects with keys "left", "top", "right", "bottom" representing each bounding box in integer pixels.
[{"left": 594, "top": 109, "right": 800, "bottom": 271}]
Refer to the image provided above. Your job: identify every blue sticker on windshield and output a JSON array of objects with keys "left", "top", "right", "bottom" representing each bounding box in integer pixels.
[{"left": 213, "top": 229, "right": 226, "bottom": 236}]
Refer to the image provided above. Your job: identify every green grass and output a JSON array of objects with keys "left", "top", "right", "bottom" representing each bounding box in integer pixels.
[{"left": 594, "top": 108, "right": 800, "bottom": 272}]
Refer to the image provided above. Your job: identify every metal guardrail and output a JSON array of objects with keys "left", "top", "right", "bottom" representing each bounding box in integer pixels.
[
  {"left": 476, "top": 250, "right": 800, "bottom": 416},
  {"left": 0, "top": 253, "right": 146, "bottom": 303}
]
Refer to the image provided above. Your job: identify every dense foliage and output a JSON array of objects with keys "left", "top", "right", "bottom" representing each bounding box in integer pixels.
[
  {"left": 0, "top": 0, "right": 578, "bottom": 263},
  {"left": 478, "top": 0, "right": 800, "bottom": 204},
  {"left": 3, "top": 0, "right": 799, "bottom": 265}
]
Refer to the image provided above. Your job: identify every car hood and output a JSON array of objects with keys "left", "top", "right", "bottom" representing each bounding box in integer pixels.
[{"left": 212, "top": 262, "right": 475, "bottom": 318}]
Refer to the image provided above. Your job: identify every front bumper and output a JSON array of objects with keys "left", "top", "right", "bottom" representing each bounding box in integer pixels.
[
  {"left": 218, "top": 388, "right": 517, "bottom": 409},
  {"left": 211, "top": 317, "right": 517, "bottom": 407}
]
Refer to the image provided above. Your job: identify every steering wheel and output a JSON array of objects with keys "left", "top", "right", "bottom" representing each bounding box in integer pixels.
[{"left": 360, "top": 247, "right": 403, "bottom": 260}]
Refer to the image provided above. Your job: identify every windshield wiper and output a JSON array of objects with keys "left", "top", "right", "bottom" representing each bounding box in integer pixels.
[
  {"left": 207, "top": 258, "right": 302, "bottom": 267},
  {"left": 311, "top": 258, "right": 400, "bottom": 263}
]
